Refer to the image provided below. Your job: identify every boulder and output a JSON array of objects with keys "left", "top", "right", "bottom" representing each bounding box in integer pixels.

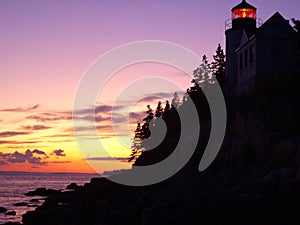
[
  {"left": 5, "top": 211, "right": 16, "bottom": 216},
  {"left": 2, "top": 222, "right": 22, "bottom": 225},
  {"left": 271, "top": 137, "right": 298, "bottom": 166},
  {"left": 13, "top": 202, "right": 27, "bottom": 207},
  {"left": 25, "top": 188, "right": 60, "bottom": 197},
  {"left": 0, "top": 206, "right": 7, "bottom": 213},
  {"left": 66, "top": 183, "right": 81, "bottom": 190}
]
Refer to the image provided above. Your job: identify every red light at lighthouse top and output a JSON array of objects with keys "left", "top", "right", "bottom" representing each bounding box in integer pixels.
[{"left": 232, "top": 0, "right": 257, "bottom": 20}]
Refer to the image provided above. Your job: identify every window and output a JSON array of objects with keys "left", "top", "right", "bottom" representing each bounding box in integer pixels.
[
  {"left": 240, "top": 53, "right": 243, "bottom": 70},
  {"left": 250, "top": 45, "right": 255, "bottom": 63},
  {"left": 245, "top": 50, "right": 248, "bottom": 67}
]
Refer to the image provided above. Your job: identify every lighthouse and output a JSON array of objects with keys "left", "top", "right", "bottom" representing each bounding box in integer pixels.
[
  {"left": 225, "top": 0, "right": 299, "bottom": 96},
  {"left": 225, "top": 0, "right": 258, "bottom": 95}
]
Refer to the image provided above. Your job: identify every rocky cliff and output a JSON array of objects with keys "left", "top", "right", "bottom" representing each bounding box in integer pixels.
[{"left": 22, "top": 77, "right": 300, "bottom": 225}]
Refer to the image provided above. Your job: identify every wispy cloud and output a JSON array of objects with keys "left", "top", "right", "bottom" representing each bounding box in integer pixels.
[
  {"left": 0, "top": 104, "right": 39, "bottom": 112},
  {"left": 26, "top": 112, "right": 72, "bottom": 122},
  {"left": 0, "top": 140, "right": 40, "bottom": 145},
  {"left": 75, "top": 104, "right": 124, "bottom": 115},
  {"left": 50, "top": 160, "right": 71, "bottom": 164},
  {"left": 86, "top": 157, "right": 129, "bottom": 161},
  {"left": 0, "top": 131, "right": 31, "bottom": 138},
  {"left": 67, "top": 125, "right": 112, "bottom": 133},
  {"left": 22, "top": 125, "right": 51, "bottom": 131}
]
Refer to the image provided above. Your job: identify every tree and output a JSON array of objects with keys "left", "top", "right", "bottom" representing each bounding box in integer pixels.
[
  {"left": 202, "top": 54, "right": 209, "bottom": 65},
  {"left": 292, "top": 18, "right": 300, "bottom": 33},
  {"left": 155, "top": 101, "right": 164, "bottom": 118},
  {"left": 129, "top": 104, "right": 155, "bottom": 161},
  {"left": 191, "top": 55, "right": 212, "bottom": 91},
  {"left": 171, "top": 92, "right": 181, "bottom": 109},
  {"left": 163, "top": 100, "right": 171, "bottom": 118},
  {"left": 210, "top": 44, "right": 226, "bottom": 87},
  {"left": 182, "top": 92, "right": 189, "bottom": 104},
  {"left": 128, "top": 123, "right": 145, "bottom": 162},
  {"left": 143, "top": 105, "right": 154, "bottom": 123}
]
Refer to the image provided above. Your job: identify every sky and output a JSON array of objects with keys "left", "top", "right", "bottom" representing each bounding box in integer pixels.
[{"left": 0, "top": 0, "right": 299, "bottom": 173}]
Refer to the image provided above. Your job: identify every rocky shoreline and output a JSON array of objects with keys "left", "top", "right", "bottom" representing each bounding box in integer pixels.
[
  {"left": 10, "top": 164, "right": 299, "bottom": 225},
  {"left": 0, "top": 184, "right": 84, "bottom": 225}
]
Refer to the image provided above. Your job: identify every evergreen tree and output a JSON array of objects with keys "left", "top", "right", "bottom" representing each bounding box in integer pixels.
[
  {"left": 143, "top": 105, "right": 154, "bottom": 123},
  {"left": 191, "top": 56, "right": 212, "bottom": 91},
  {"left": 171, "top": 92, "right": 181, "bottom": 109},
  {"left": 155, "top": 101, "right": 164, "bottom": 118},
  {"left": 210, "top": 44, "right": 226, "bottom": 87},
  {"left": 128, "top": 123, "right": 145, "bottom": 162},
  {"left": 292, "top": 18, "right": 300, "bottom": 32},
  {"left": 163, "top": 100, "right": 171, "bottom": 118},
  {"left": 182, "top": 92, "right": 189, "bottom": 104},
  {"left": 202, "top": 54, "right": 209, "bottom": 65}
]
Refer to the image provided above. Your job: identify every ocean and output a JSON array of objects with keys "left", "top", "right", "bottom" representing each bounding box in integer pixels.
[{"left": 0, "top": 171, "right": 98, "bottom": 224}]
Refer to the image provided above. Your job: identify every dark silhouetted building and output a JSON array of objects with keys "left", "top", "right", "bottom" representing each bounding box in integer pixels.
[{"left": 225, "top": 0, "right": 299, "bottom": 96}]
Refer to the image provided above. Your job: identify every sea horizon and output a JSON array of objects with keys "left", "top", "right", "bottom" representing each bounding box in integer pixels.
[{"left": 0, "top": 171, "right": 99, "bottom": 224}]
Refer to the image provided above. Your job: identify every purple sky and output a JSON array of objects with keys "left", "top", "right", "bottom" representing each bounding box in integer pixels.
[
  {"left": 0, "top": 0, "right": 299, "bottom": 108},
  {"left": 0, "top": 0, "right": 299, "bottom": 172}
]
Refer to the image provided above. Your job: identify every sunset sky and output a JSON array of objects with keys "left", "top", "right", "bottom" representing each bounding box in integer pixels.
[{"left": 0, "top": 0, "right": 299, "bottom": 173}]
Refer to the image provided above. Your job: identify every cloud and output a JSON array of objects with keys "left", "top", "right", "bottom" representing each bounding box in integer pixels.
[
  {"left": 0, "top": 131, "right": 31, "bottom": 137},
  {"left": 26, "top": 112, "right": 72, "bottom": 122},
  {"left": 86, "top": 157, "right": 129, "bottom": 161},
  {"left": 68, "top": 125, "right": 112, "bottom": 133},
  {"left": 0, "top": 149, "right": 72, "bottom": 166},
  {"left": 22, "top": 125, "right": 51, "bottom": 130},
  {"left": 129, "top": 111, "right": 143, "bottom": 121},
  {"left": 0, "top": 140, "right": 39, "bottom": 145},
  {"left": 50, "top": 160, "right": 71, "bottom": 164},
  {"left": 0, "top": 149, "right": 47, "bottom": 165},
  {"left": 32, "top": 149, "right": 46, "bottom": 155},
  {"left": 0, "top": 104, "right": 39, "bottom": 112},
  {"left": 75, "top": 104, "right": 124, "bottom": 115},
  {"left": 80, "top": 115, "right": 110, "bottom": 123},
  {"left": 51, "top": 149, "right": 66, "bottom": 157}
]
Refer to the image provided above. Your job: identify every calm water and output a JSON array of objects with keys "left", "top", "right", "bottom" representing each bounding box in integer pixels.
[{"left": 0, "top": 172, "right": 98, "bottom": 224}]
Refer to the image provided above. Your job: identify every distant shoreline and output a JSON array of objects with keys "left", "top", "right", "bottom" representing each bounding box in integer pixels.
[{"left": 0, "top": 171, "right": 99, "bottom": 176}]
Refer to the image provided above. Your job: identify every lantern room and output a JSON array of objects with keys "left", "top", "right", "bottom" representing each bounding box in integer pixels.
[
  {"left": 232, "top": 8, "right": 256, "bottom": 20},
  {"left": 230, "top": 0, "right": 257, "bottom": 36}
]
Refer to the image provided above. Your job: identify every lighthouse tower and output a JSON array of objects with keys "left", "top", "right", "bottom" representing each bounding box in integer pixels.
[{"left": 225, "top": 0, "right": 257, "bottom": 95}]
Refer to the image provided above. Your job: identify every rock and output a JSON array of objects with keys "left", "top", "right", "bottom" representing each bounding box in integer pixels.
[
  {"left": 25, "top": 188, "right": 60, "bottom": 197},
  {"left": 5, "top": 211, "right": 16, "bottom": 216},
  {"left": 27, "top": 204, "right": 38, "bottom": 208},
  {"left": 2, "top": 222, "right": 22, "bottom": 225},
  {"left": 0, "top": 206, "right": 7, "bottom": 213},
  {"left": 13, "top": 202, "right": 27, "bottom": 207},
  {"left": 66, "top": 183, "right": 81, "bottom": 190},
  {"left": 271, "top": 137, "right": 298, "bottom": 165}
]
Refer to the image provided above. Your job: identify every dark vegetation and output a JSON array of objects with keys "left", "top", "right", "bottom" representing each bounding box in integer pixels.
[
  {"left": 130, "top": 44, "right": 225, "bottom": 165},
  {"left": 17, "top": 24, "right": 300, "bottom": 225}
]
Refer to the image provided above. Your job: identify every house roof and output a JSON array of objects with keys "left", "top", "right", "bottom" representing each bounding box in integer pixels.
[
  {"left": 255, "top": 12, "right": 298, "bottom": 38},
  {"left": 235, "top": 11, "right": 298, "bottom": 53}
]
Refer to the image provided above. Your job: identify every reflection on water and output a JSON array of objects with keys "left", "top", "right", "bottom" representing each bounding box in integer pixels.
[{"left": 0, "top": 172, "right": 98, "bottom": 224}]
